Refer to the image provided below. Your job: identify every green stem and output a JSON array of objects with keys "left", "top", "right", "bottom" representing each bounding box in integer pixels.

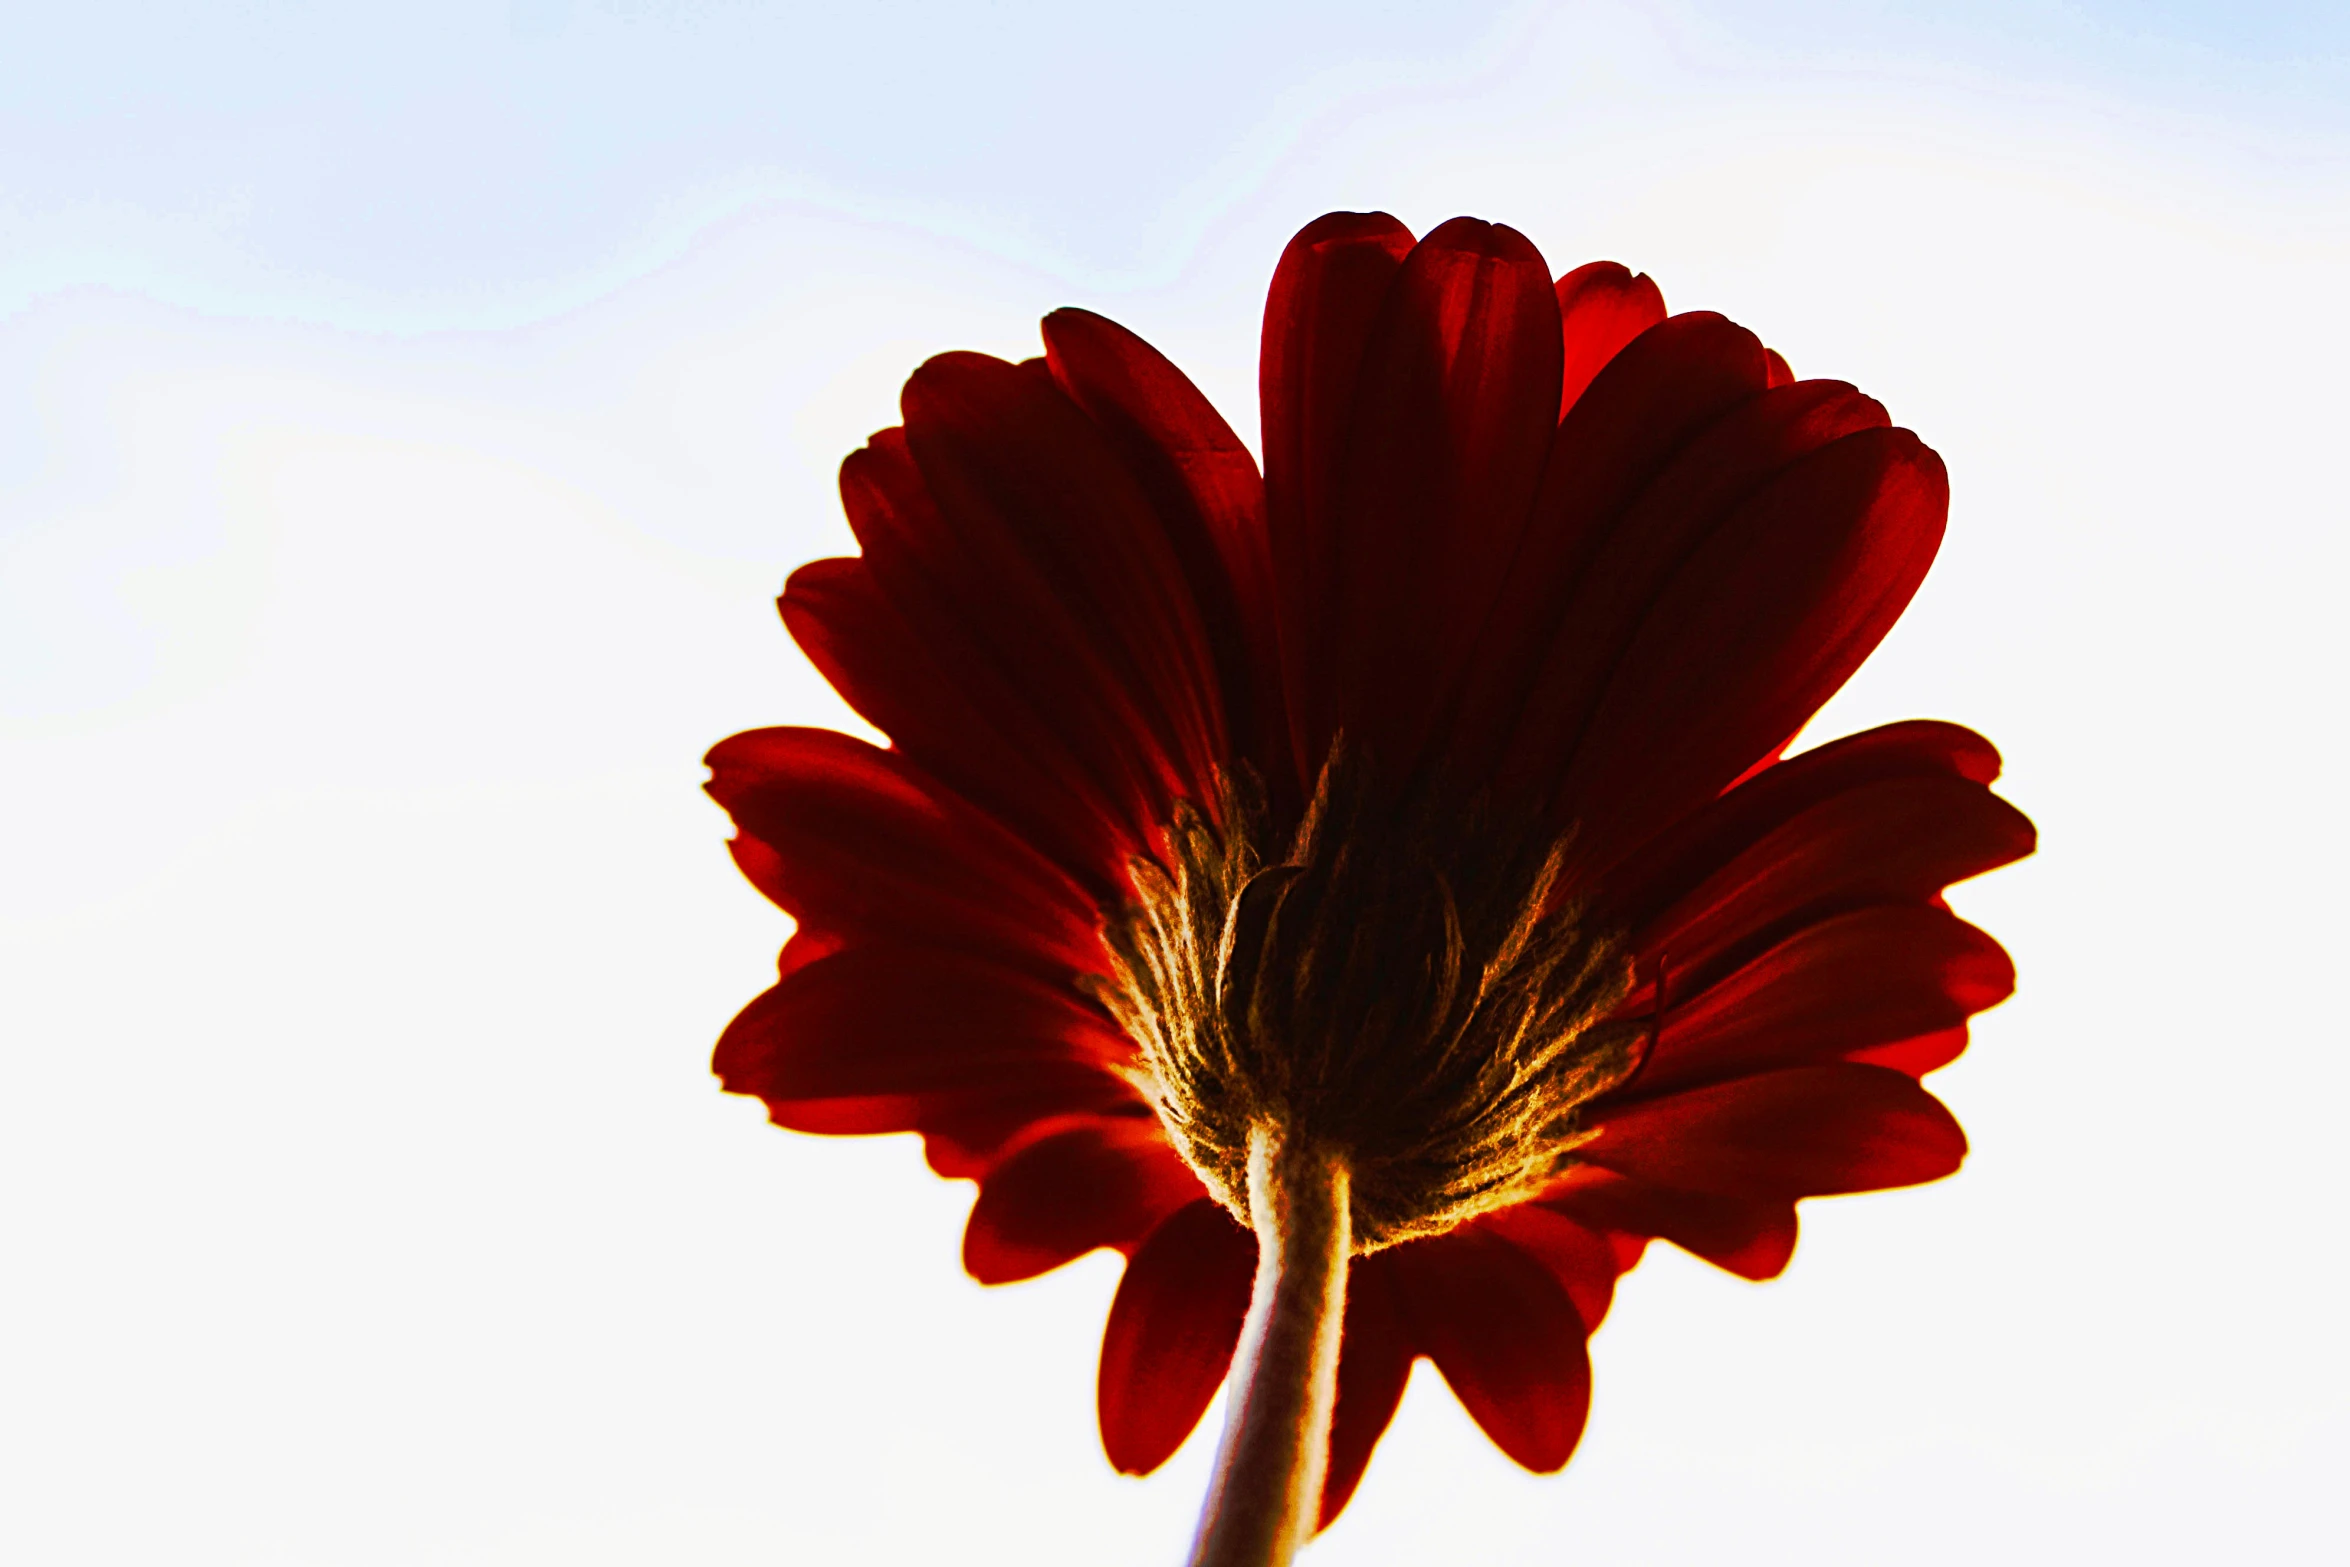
[{"left": 1186, "top": 1125, "right": 1351, "bottom": 1567}]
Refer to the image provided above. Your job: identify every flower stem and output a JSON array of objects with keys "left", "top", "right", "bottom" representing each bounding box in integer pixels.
[{"left": 1187, "top": 1124, "right": 1351, "bottom": 1567}]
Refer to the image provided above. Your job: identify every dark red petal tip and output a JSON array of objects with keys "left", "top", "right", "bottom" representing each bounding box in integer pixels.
[
  {"left": 962, "top": 1118, "right": 1201, "bottom": 1284},
  {"left": 1632, "top": 906, "right": 2017, "bottom": 1095},
  {"left": 1098, "top": 1200, "right": 1256, "bottom": 1475},
  {"left": 711, "top": 942, "right": 1128, "bottom": 1106},
  {"left": 703, "top": 727, "right": 1103, "bottom": 977},
  {"left": 1540, "top": 1166, "right": 1801, "bottom": 1281},
  {"left": 1388, "top": 1226, "right": 1592, "bottom": 1473},
  {"left": 1583, "top": 1063, "right": 1969, "bottom": 1199}
]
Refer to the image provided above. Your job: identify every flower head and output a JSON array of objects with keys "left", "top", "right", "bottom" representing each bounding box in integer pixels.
[{"left": 705, "top": 211, "right": 2032, "bottom": 1528}]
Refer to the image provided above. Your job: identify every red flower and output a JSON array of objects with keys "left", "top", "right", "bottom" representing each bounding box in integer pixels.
[{"left": 705, "top": 212, "right": 2032, "bottom": 1534}]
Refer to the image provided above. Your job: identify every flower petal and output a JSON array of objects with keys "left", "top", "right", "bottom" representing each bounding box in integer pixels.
[
  {"left": 1553, "top": 260, "right": 1667, "bottom": 417},
  {"left": 914, "top": 1082, "right": 1152, "bottom": 1177},
  {"left": 1581, "top": 1064, "right": 1967, "bottom": 1199},
  {"left": 1386, "top": 1224, "right": 1592, "bottom": 1472},
  {"left": 1317, "top": 1251, "right": 1415, "bottom": 1529},
  {"left": 1325, "top": 217, "right": 1564, "bottom": 778},
  {"left": 1629, "top": 906, "right": 2015, "bottom": 1096},
  {"left": 712, "top": 942, "right": 1129, "bottom": 1104},
  {"left": 1629, "top": 771, "right": 2037, "bottom": 986},
  {"left": 703, "top": 726, "right": 1102, "bottom": 977},
  {"left": 900, "top": 352, "right": 1230, "bottom": 802},
  {"left": 1040, "top": 307, "right": 1288, "bottom": 792},
  {"left": 963, "top": 1116, "right": 1204, "bottom": 1284},
  {"left": 1539, "top": 1165, "right": 1799, "bottom": 1281},
  {"left": 1474, "top": 1204, "right": 1631, "bottom": 1332},
  {"left": 1259, "top": 210, "right": 1418, "bottom": 789},
  {"left": 839, "top": 428, "right": 1172, "bottom": 855},
  {"left": 1446, "top": 312, "right": 1773, "bottom": 786},
  {"left": 1850, "top": 1026, "right": 1970, "bottom": 1078},
  {"left": 1098, "top": 1199, "right": 1256, "bottom": 1475},
  {"left": 780, "top": 556, "right": 1134, "bottom": 893},
  {"left": 1552, "top": 425, "right": 1950, "bottom": 871},
  {"left": 1487, "top": 378, "right": 1892, "bottom": 805},
  {"left": 1600, "top": 719, "right": 2010, "bottom": 934}
]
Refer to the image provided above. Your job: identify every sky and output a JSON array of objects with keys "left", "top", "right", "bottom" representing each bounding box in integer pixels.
[{"left": 3, "top": 3, "right": 2346, "bottom": 1563}]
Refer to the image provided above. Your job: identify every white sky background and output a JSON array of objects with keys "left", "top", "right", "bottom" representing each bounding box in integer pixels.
[{"left": 3, "top": 2, "right": 2346, "bottom": 1562}]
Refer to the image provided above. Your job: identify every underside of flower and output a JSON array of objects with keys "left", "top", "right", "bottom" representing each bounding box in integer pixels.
[
  {"left": 1099, "top": 745, "right": 1644, "bottom": 1252},
  {"left": 707, "top": 208, "right": 2036, "bottom": 1550}
]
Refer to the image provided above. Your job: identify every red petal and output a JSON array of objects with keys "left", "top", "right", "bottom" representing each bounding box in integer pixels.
[
  {"left": 773, "top": 925, "right": 847, "bottom": 983},
  {"left": 840, "top": 431, "right": 1165, "bottom": 850},
  {"left": 1851, "top": 1026, "right": 1970, "bottom": 1077},
  {"left": 900, "top": 352, "right": 1229, "bottom": 803},
  {"left": 1386, "top": 1225, "right": 1592, "bottom": 1472},
  {"left": 1764, "top": 348, "right": 1795, "bottom": 387},
  {"left": 1474, "top": 1204, "right": 1630, "bottom": 1332},
  {"left": 1041, "top": 308, "right": 1288, "bottom": 793},
  {"left": 1489, "top": 378, "right": 1892, "bottom": 812},
  {"left": 1540, "top": 1164, "right": 1799, "bottom": 1281},
  {"left": 915, "top": 1081, "right": 1151, "bottom": 1177},
  {"left": 1553, "top": 260, "right": 1667, "bottom": 417},
  {"left": 781, "top": 556, "right": 1134, "bottom": 894},
  {"left": 1630, "top": 906, "right": 2014, "bottom": 1096},
  {"left": 1600, "top": 719, "right": 2010, "bottom": 934},
  {"left": 1258, "top": 210, "right": 1417, "bottom": 789},
  {"left": 1581, "top": 1064, "right": 1967, "bottom": 1199},
  {"left": 763, "top": 1093, "right": 924, "bottom": 1136},
  {"left": 703, "top": 727, "right": 1102, "bottom": 978},
  {"left": 1631, "top": 772, "right": 2037, "bottom": 986},
  {"left": 1317, "top": 1251, "right": 1415, "bottom": 1530},
  {"left": 1325, "top": 217, "right": 1564, "bottom": 778},
  {"left": 963, "top": 1117, "right": 1204, "bottom": 1284},
  {"left": 729, "top": 930, "right": 1145, "bottom": 1161},
  {"left": 1098, "top": 1199, "right": 1256, "bottom": 1475},
  {"left": 753, "top": 1076, "right": 1151, "bottom": 1183},
  {"left": 1447, "top": 313, "right": 1772, "bottom": 785},
  {"left": 1552, "top": 426, "right": 1950, "bottom": 872},
  {"left": 712, "top": 942, "right": 1129, "bottom": 1104}
]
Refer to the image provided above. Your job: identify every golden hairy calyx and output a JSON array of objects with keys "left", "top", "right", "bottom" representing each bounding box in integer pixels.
[{"left": 1097, "top": 750, "right": 1642, "bottom": 1253}]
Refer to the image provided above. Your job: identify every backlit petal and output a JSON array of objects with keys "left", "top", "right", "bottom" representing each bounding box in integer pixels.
[
  {"left": 1628, "top": 771, "right": 2036, "bottom": 987},
  {"left": 1259, "top": 210, "right": 1418, "bottom": 788},
  {"left": 902, "top": 352, "right": 1229, "bottom": 800},
  {"left": 1098, "top": 1200, "right": 1257, "bottom": 1475},
  {"left": 781, "top": 555, "right": 1134, "bottom": 892},
  {"left": 1554, "top": 260, "right": 1667, "bottom": 417},
  {"left": 1325, "top": 217, "right": 1563, "bottom": 778},
  {"left": 1539, "top": 1164, "right": 1800, "bottom": 1281},
  {"left": 1581, "top": 1064, "right": 1967, "bottom": 1198},
  {"left": 1629, "top": 906, "right": 2015, "bottom": 1095},
  {"left": 703, "top": 726, "right": 1101, "bottom": 978},
  {"left": 712, "top": 942, "right": 1129, "bottom": 1103},
  {"left": 1553, "top": 427, "right": 1949, "bottom": 872},
  {"left": 1387, "top": 1225, "right": 1592, "bottom": 1472},
  {"left": 964, "top": 1117, "right": 1204, "bottom": 1284},
  {"left": 1042, "top": 308, "right": 1288, "bottom": 791}
]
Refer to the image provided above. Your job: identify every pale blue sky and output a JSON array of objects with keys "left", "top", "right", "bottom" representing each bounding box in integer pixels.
[{"left": 5, "top": 1, "right": 2345, "bottom": 324}]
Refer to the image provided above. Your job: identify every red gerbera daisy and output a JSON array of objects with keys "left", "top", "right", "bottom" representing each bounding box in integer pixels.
[{"left": 704, "top": 211, "right": 2032, "bottom": 1565}]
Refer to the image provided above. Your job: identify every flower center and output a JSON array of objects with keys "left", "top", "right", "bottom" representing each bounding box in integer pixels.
[{"left": 1097, "top": 747, "right": 1642, "bottom": 1252}]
